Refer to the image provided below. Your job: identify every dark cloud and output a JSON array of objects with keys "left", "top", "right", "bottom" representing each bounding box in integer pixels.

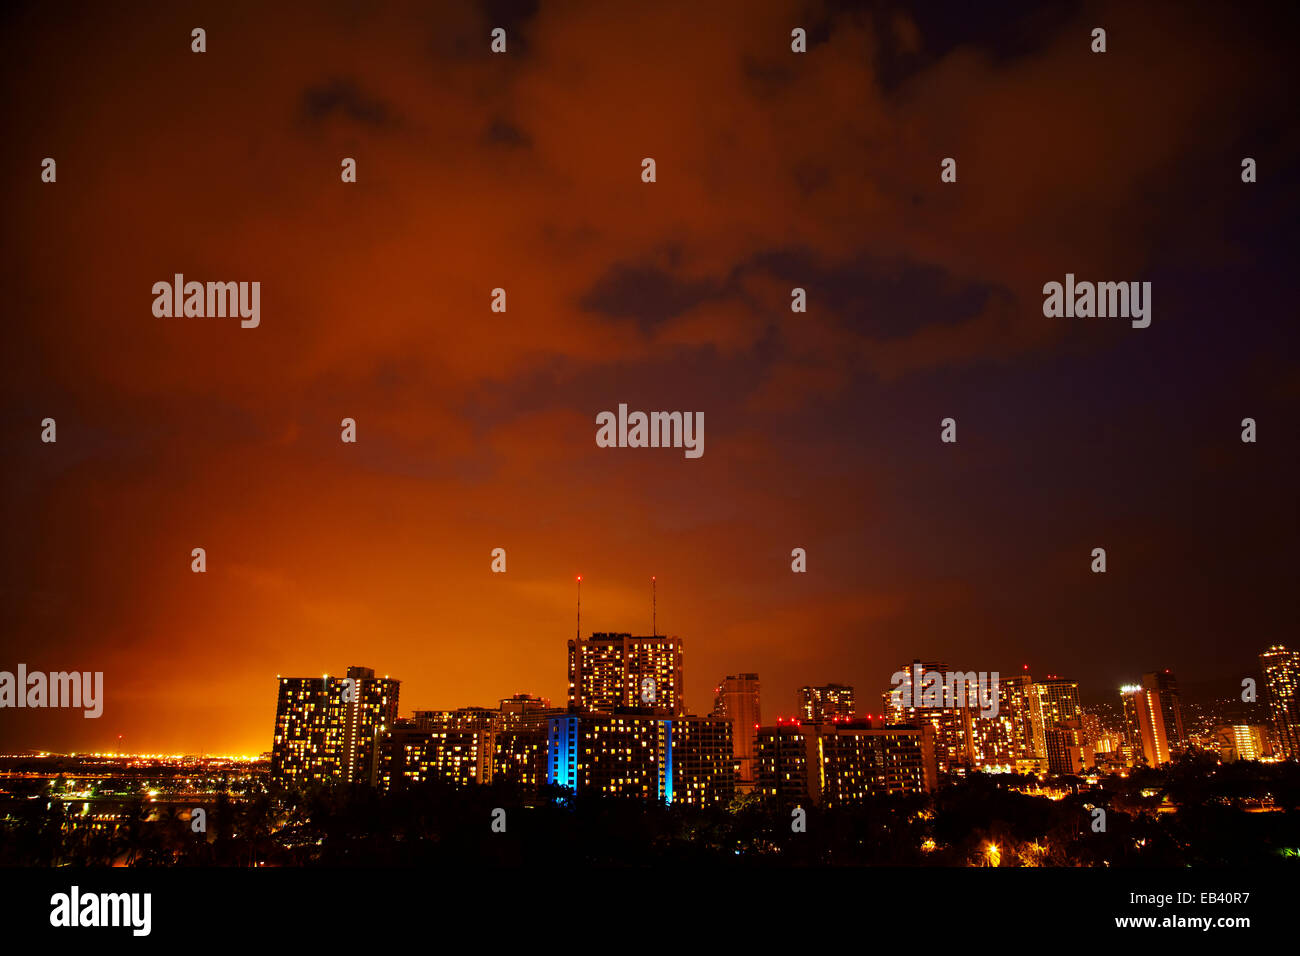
[
  {"left": 745, "top": 249, "right": 998, "bottom": 340},
  {"left": 300, "top": 77, "right": 396, "bottom": 127},
  {"left": 580, "top": 263, "right": 722, "bottom": 334},
  {"left": 822, "top": 0, "right": 1083, "bottom": 91}
]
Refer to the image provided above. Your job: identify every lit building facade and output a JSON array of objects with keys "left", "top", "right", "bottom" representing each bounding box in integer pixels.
[
  {"left": 271, "top": 665, "right": 400, "bottom": 787},
  {"left": 819, "top": 722, "right": 936, "bottom": 802},
  {"left": 755, "top": 722, "right": 812, "bottom": 807},
  {"left": 568, "top": 633, "right": 685, "bottom": 715},
  {"left": 799, "top": 683, "right": 855, "bottom": 722},
  {"left": 755, "top": 718, "right": 936, "bottom": 806},
  {"left": 493, "top": 694, "right": 566, "bottom": 789},
  {"left": 545, "top": 710, "right": 734, "bottom": 805},
  {"left": 1215, "top": 724, "right": 1271, "bottom": 762},
  {"left": 712, "top": 673, "right": 761, "bottom": 791},
  {"left": 1035, "top": 677, "right": 1084, "bottom": 775},
  {"left": 668, "top": 715, "right": 735, "bottom": 806},
  {"left": 884, "top": 662, "right": 1016, "bottom": 773},
  {"left": 962, "top": 703, "right": 1018, "bottom": 771},
  {"left": 381, "top": 706, "right": 498, "bottom": 789},
  {"left": 1001, "top": 672, "right": 1047, "bottom": 772},
  {"left": 1121, "top": 683, "right": 1170, "bottom": 767},
  {"left": 1260, "top": 644, "right": 1300, "bottom": 760},
  {"left": 1143, "top": 670, "right": 1185, "bottom": 752}
]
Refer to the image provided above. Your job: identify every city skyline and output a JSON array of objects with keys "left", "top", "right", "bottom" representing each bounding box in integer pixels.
[
  {"left": 3, "top": 624, "right": 1293, "bottom": 873},
  {"left": 3, "top": 617, "right": 1283, "bottom": 758},
  {"left": 260, "top": 638, "right": 1294, "bottom": 812},
  {"left": 0, "top": 609, "right": 1287, "bottom": 757}
]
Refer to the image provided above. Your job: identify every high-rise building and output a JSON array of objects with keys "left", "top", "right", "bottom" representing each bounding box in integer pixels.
[
  {"left": 271, "top": 666, "right": 400, "bottom": 786},
  {"left": 493, "top": 694, "right": 567, "bottom": 790},
  {"left": 712, "top": 674, "right": 761, "bottom": 791},
  {"left": 1143, "top": 670, "right": 1185, "bottom": 751},
  {"left": 1119, "top": 690, "right": 1140, "bottom": 765},
  {"left": 406, "top": 707, "right": 497, "bottom": 785},
  {"left": 962, "top": 700, "right": 1018, "bottom": 772},
  {"left": 378, "top": 718, "right": 421, "bottom": 789},
  {"left": 413, "top": 706, "right": 496, "bottom": 733},
  {"left": 1002, "top": 672, "right": 1047, "bottom": 772},
  {"left": 799, "top": 683, "right": 855, "bottom": 722},
  {"left": 568, "top": 633, "right": 684, "bottom": 716},
  {"left": 896, "top": 665, "right": 1021, "bottom": 773},
  {"left": 380, "top": 710, "right": 494, "bottom": 789},
  {"left": 883, "top": 662, "right": 975, "bottom": 774},
  {"left": 1259, "top": 645, "right": 1300, "bottom": 760},
  {"left": 1081, "top": 710, "right": 1104, "bottom": 748},
  {"left": 1121, "top": 683, "right": 1170, "bottom": 767},
  {"left": 668, "top": 715, "right": 735, "bottom": 806},
  {"left": 819, "top": 722, "right": 937, "bottom": 802},
  {"left": 1036, "top": 677, "right": 1082, "bottom": 728},
  {"left": 1214, "top": 724, "right": 1271, "bottom": 763},
  {"left": 754, "top": 722, "right": 812, "bottom": 807},
  {"left": 387, "top": 695, "right": 566, "bottom": 793},
  {"left": 1035, "top": 677, "right": 1084, "bottom": 775},
  {"left": 755, "top": 717, "right": 937, "bottom": 806},
  {"left": 545, "top": 710, "right": 734, "bottom": 805}
]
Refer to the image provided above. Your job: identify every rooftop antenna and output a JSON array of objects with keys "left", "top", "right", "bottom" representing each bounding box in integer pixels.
[
  {"left": 652, "top": 576, "right": 657, "bottom": 637},
  {"left": 576, "top": 575, "right": 582, "bottom": 640}
]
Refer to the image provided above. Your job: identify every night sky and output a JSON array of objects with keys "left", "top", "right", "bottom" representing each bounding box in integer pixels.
[{"left": 1, "top": 0, "right": 1297, "bottom": 755}]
